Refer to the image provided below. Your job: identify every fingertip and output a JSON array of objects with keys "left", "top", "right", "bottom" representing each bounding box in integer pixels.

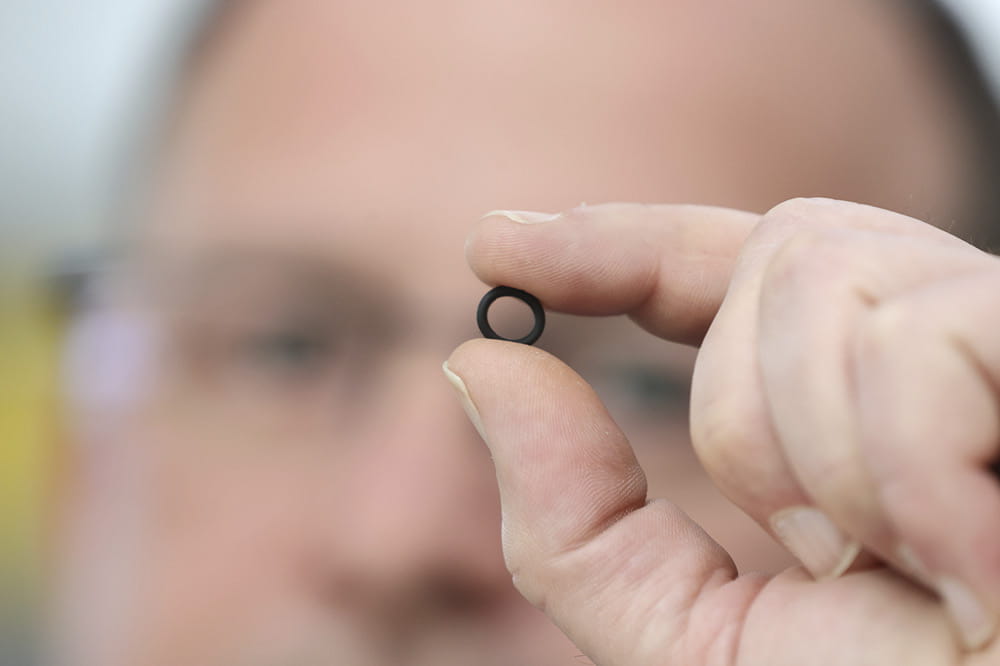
[
  {"left": 442, "top": 358, "right": 488, "bottom": 444},
  {"left": 446, "top": 337, "right": 496, "bottom": 370},
  {"left": 445, "top": 340, "right": 578, "bottom": 449},
  {"left": 467, "top": 202, "right": 761, "bottom": 342},
  {"left": 447, "top": 338, "right": 559, "bottom": 386}
]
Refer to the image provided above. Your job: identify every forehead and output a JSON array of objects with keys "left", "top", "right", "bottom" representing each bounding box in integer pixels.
[
  {"left": 143, "top": 0, "right": 945, "bottom": 309},
  {"left": 151, "top": 3, "right": 703, "bottom": 216},
  {"left": 148, "top": 2, "right": 880, "bottom": 221}
]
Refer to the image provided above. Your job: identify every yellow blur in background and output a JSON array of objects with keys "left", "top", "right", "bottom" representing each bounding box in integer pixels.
[{"left": 1, "top": 269, "right": 61, "bottom": 619}]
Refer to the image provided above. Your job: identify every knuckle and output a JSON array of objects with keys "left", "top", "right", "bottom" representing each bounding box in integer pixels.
[
  {"left": 690, "top": 397, "right": 775, "bottom": 491},
  {"left": 759, "top": 197, "right": 844, "bottom": 235},
  {"left": 765, "top": 196, "right": 835, "bottom": 222},
  {"left": 856, "top": 301, "right": 923, "bottom": 360},
  {"left": 751, "top": 201, "right": 863, "bottom": 286},
  {"left": 689, "top": 392, "right": 746, "bottom": 458},
  {"left": 758, "top": 229, "right": 862, "bottom": 306},
  {"left": 690, "top": 402, "right": 744, "bottom": 459},
  {"left": 765, "top": 229, "right": 847, "bottom": 282}
]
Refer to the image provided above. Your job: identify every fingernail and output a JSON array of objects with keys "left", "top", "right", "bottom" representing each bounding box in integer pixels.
[
  {"left": 483, "top": 209, "right": 561, "bottom": 224},
  {"left": 769, "top": 506, "right": 861, "bottom": 580},
  {"left": 442, "top": 361, "right": 488, "bottom": 443},
  {"left": 937, "top": 577, "right": 997, "bottom": 650}
]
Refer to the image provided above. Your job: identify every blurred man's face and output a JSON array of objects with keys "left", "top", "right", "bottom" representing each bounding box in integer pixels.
[{"left": 65, "top": 1, "right": 972, "bottom": 664}]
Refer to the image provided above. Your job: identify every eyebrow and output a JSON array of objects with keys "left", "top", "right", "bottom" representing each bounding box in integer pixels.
[
  {"left": 139, "top": 247, "right": 404, "bottom": 331},
  {"left": 145, "top": 246, "right": 371, "bottom": 295}
]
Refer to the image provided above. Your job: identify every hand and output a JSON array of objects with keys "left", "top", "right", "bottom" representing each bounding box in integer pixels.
[{"left": 445, "top": 199, "right": 1000, "bottom": 665}]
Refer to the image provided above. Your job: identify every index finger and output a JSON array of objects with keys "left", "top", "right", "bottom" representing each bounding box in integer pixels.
[{"left": 467, "top": 203, "right": 758, "bottom": 346}]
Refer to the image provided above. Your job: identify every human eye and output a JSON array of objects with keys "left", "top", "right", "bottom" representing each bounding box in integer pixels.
[{"left": 238, "top": 322, "right": 338, "bottom": 381}]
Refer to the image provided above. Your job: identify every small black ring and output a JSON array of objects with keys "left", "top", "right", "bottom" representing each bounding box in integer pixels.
[{"left": 477, "top": 286, "right": 546, "bottom": 346}]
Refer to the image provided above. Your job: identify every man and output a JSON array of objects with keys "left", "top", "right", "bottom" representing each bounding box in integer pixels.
[{"left": 53, "top": 0, "right": 1000, "bottom": 664}]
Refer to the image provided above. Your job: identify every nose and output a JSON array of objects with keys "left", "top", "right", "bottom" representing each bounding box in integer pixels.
[{"left": 319, "top": 348, "right": 512, "bottom": 612}]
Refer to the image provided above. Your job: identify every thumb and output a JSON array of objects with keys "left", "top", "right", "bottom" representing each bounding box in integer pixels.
[{"left": 444, "top": 339, "right": 763, "bottom": 665}]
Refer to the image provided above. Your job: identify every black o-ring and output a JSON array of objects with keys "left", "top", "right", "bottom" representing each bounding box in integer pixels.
[{"left": 477, "top": 286, "right": 546, "bottom": 346}]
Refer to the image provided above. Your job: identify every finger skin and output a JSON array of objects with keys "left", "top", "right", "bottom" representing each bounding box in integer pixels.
[
  {"left": 688, "top": 203, "right": 823, "bottom": 574},
  {"left": 753, "top": 225, "right": 985, "bottom": 561},
  {"left": 855, "top": 269, "right": 1000, "bottom": 649},
  {"left": 446, "top": 339, "right": 761, "bottom": 666},
  {"left": 471, "top": 203, "right": 813, "bottom": 572},
  {"left": 693, "top": 199, "right": 976, "bottom": 576},
  {"left": 465, "top": 198, "right": 1000, "bottom": 651},
  {"left": 468, "top": 200, "right": 862, "bottom": 580},
  {"left": 468, "top": 203, "right": 758, "bottom": 346},
  {"left": 744, "top": 202, "right": 1000, "bottom": 648},
  {"left": 446, "top": 339, "right": 970, "bottom": 665}
]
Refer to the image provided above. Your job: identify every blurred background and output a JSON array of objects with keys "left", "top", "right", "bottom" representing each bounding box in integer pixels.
[
  {"left": 3, "top": 1, "right": 1000, "bottom": 664},
  {"left": 2, "top": 3, "right": 212, "bottom": 662}
]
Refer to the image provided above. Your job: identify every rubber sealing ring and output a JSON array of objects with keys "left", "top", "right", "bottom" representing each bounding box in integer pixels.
[{"left": 477, "top": 286, "right": 546, "bottom": 346}]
